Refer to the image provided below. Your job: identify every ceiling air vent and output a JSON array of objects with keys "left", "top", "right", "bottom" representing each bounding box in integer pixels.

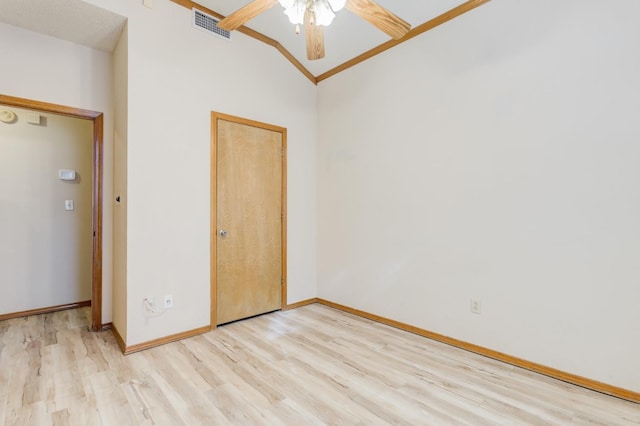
[{"left": 193, "top": 9, "right": 231, "bottom": 41}]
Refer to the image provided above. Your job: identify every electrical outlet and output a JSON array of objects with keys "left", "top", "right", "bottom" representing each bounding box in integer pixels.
[
  {"left": 470, "top": 299, "right": 481, "bottom": 314},
  {"left": 163, "top": 295, "right": 173, "bottom": 309}
]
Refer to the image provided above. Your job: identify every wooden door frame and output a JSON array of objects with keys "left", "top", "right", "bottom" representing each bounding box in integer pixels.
[
  {"left": 210, "top": 111, "right": 287, "bottom": 328},
  {"left": 0, "top": 94, "right": 104, "bottom": 331}
]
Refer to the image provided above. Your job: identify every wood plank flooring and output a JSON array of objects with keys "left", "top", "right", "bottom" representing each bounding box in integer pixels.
[{"left": 0, "top": 304, "right": 638, "bottom": 425}]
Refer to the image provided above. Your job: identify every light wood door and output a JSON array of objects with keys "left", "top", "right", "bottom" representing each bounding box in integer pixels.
[{"left": 213, "top": 114, "right": 286, "bottom": 326}]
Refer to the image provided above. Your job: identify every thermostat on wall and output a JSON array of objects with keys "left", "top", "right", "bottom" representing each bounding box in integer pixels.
[{"left": 58, "top": 169, "right": 76, "bottom": 181}]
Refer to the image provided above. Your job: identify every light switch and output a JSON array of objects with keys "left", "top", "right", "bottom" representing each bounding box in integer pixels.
[
  {"left": 143, "top": 0, "right": 153, "bottom": 8},
  {"left": 65, "top": 200, "right": 74, "bottom": 211}
]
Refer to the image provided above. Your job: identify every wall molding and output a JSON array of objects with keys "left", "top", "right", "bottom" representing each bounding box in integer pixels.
[
  {"left": 0, "top": 300, "right": 91, "bottom": 321},
  {"left": 116, "top": 325, "right": 210, "bottom": 355},
  {"left": 110, "top": 299, "right": 317, "bottom": 355},
  {"left": 283, "top": 297, "right": 319, "bottom": 311},
  {"left": 106, "top": 297, "right": 639, "bottom": 404},
  {"left": 170, "top": 0, "right": 316, "bottom": 84},
  {"left": 315, "top": 0, "right": 491, "bottom": 82},
  {"left": 315, "top": 298, "right": 640, "bottom": 405},
  {"left": 111, "top": 323, "right": 126, "bottom": 353},
  {"left": 170, "top": 0, "right": 492, "bottom": 84}
]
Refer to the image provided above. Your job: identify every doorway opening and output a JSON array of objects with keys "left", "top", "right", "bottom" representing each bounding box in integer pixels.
[{"left": 0, "top": 94, "right": 104, "bottom": 331}]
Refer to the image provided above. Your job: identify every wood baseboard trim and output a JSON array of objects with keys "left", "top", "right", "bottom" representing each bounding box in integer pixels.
[
  {"left": 316, "top": 298, "right": 640, "bottom": 405},
  {"left": 283, "top": 298, "right": 319, "bottom": 311},
  {"left": 0, "top": 300, "right": 91, "bottom": 321},
  {"left": 111, "top": 323, "right": 126, "bottom": 353},
  {"left": 121, "top": 325, "right": 211, "bottom": 355}
]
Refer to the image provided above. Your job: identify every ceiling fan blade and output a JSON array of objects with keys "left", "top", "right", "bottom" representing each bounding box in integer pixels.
[
  {"left": 217, "top": 0, "right": 279, "bottom": 31},
  {"left": 305, "top": 9, "right": 325, "bottom": 60},
  {"left": 345, "top": 0, "right": 410, "bottom": 40}
]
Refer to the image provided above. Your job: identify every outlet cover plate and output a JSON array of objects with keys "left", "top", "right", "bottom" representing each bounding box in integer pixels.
[{"left": 163, "top": 295, "right": 173, "bottom": 309}]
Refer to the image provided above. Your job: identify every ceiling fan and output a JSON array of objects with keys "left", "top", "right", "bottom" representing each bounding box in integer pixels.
[{"left": 217, "top": 0, "right": 411, "bottom": 60}]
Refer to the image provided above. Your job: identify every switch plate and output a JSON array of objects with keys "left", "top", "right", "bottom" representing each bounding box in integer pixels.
[
  {"left": 470, "top": 299, "right": 481, "bottom": 314},
  {"left": 143, "top": 0, "right": 153, "bottom": 8},
  {"left": 65, "top": 200, "right": 74, "bottom": 211}
]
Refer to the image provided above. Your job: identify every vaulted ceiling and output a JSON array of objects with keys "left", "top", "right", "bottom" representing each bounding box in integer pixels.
[
  {"left": 195, "top": 0, "right": 469, "bottom": 76},
  {"left": 0, "top": 0, "right": 490, "bottom": 82}
]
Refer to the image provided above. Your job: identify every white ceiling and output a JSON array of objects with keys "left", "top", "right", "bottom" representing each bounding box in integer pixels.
[
  {"left": 0, "top": 0, "right": 469, "bottom": 77},
  {"left": 198, "top": 0, "right": 467, "bottom": 76},
  {"left": 0, "top": 0, "right": 126, "bottom": 52}
]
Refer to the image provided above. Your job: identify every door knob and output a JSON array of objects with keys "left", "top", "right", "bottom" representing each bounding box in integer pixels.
[{"left": 219, "top": 229, "right": 228, "bottom": 238}]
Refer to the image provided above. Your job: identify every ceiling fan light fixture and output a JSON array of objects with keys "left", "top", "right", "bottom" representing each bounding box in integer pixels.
[
  {"left": 284, "top": 0, "right": 307, "bottom": 25},
  {"left": 280, "top": 0, "right": 342, "bottom": 27},
  {"left": 312, "top": 0, "right": 336, "bottom": 26},
  {"left": 327, "top": 0, "right": 346, "bottom": 12},
  {"left": 282, "top": 0, "right": 306, "bottom": 24},
  {"left": 221, "top": 0, "right": 411, "bottom": 62}
]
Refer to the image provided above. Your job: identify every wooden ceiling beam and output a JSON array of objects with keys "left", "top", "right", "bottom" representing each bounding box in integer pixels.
[
  {"left": 170, "top": 0, "right": 492, "bottom": 85},
  {"left": 170, "top": 0, "right": 317, "bottom": 84},
  {"left": 316, "top": 0, "right": 492, "bottom": 83}
]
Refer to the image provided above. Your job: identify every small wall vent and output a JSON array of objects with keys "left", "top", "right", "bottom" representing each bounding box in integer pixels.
[{"left": 192, "top": 9, "right": 231, "bottom": 40}]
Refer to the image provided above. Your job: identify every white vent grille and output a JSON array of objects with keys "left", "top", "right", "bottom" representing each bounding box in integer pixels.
[{"left": 193, "top": 9, "right": 231, "bottom": 40}]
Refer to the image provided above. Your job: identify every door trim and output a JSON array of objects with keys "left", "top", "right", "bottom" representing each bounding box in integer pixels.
[
  {"left": 0, "top": 94, "right": 104, "bottom": 331},
  {"left": 210, "top": 112, "right": 287, "bottom": 328}
]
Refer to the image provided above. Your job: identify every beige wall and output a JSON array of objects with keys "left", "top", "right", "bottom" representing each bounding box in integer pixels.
[
  {"left": 0, "top": 21, "right": 114, "bottom": 323},
  {"left": 0, "top": 105, "right": 93, "bottom": 313},
  {"left": 86, "top": 0, "right": 318, "bottom": 346},
  {"left": 317, "top": 0, "right": 640, "bottom": 393},
  {"left": 2, "top": 0, "right": 319, "bottom": 344},
  {"left": 3, "top": 0, "right": 639, "bottom": 397}
]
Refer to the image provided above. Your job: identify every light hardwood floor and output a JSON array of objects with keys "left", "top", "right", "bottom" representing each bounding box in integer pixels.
[{"left": 0, "top": 304, "right": 638, "bottom": 425}]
